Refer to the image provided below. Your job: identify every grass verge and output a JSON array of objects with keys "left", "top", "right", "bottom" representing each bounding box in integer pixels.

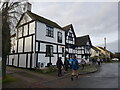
[{"left": 2, "top": 75, "right": 16, "bottom": 84}]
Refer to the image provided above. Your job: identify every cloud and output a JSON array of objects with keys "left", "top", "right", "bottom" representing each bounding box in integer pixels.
[{"left": 32, "top": 2, "right": 118, "bottom": 52}]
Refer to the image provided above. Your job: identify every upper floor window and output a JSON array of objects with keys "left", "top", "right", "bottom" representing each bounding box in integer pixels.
[
  {"left": 46, "top": 45, "right": 53, "bottom": 57},
  {"left": 68, "top": 32, "right": 73, "bottom": 41},
  {"left": 58, "top": 31, "right": 62, "bottom": 43},
  {"left": 46, "top": 25, "right": 54, "bottom": 38}
]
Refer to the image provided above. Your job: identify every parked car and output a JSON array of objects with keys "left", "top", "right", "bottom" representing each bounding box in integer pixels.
[{"left": 112, "top": 58, "right": 119, "bottom": 61}]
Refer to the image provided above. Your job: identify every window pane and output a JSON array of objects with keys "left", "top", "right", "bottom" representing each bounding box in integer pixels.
[{"left": 46, "top": 25, "right": 54, "bottom": 37}]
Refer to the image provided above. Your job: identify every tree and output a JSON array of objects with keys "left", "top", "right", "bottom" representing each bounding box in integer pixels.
[{"left": 1, "top": 0, "right": 25, "bottom": 77}]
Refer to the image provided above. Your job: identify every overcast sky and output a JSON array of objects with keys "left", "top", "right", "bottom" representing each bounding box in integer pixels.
[{"left": 30, "top": 1, "right": 118, "bottom": 53}]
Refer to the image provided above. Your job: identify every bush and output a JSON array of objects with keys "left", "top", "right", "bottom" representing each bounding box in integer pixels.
[{"left": 35, "top": 66, "right": 57, "bottom": 74}]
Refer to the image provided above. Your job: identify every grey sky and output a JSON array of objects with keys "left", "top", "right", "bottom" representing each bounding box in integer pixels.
[{"left": 31, "top": 2, "right": 118, "bottom": 53}]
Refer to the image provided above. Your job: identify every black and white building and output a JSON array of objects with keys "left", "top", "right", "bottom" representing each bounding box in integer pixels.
[
  {"left": 76, "top": 35, "right": 92, "bottom": 62},
  {"left": 7, "top": 4, "right": 65, "bottom": 69},
  {"left": 7, "top": 3, "right": 93, "bottom": 69},
  {"left": 63, "top": 24, "right": 77, "bottom": 59}
]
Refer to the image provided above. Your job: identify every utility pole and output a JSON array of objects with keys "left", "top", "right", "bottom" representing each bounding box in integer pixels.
[{"left": 104, "top": 37, "right": 107, "bottom": 62}]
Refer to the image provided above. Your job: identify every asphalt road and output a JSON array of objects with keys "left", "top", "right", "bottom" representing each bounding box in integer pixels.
[{"left": 42, "top": 62, "right": 118, "bottom": 88}]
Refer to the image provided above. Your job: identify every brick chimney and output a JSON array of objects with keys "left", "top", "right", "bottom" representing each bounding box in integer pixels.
[{"left": 24, "top": 2, "right": 32, "bottom": 12}]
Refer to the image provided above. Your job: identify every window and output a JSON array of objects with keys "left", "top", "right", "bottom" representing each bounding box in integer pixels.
[
  {"left": 46, "top": 45, "right": 53, "bottom": 57},
  {"left": 58, "top": 31, "right": 62, "bottom": 43},
  {"left": 62, "top": 47, "right": 64, "bottom": 57},
  {"left": 68, "top": 32, "right": 73, "bottom": 41},
  {"left": 46, "top": 25, "right": 54, "bottom": 37}
]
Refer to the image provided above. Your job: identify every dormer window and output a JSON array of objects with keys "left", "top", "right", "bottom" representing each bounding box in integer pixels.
[{"left": 46, "top": 25, "right": 54, "bottom": 38}]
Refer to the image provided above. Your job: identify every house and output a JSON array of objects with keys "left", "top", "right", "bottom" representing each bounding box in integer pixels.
[
  {"left": 96, "top": 46, "right": 112, "bottom": 59},
  {"left": 90, "top": 46, "right": 101, "bottom": 57},
  {"left": 7, "top": 4, "right": 65, "bottom": 69},
  {"left": 7, "top": 3, "right": 93, "bottom": 69},
  {"left": 63, "top": 24, "right": 77, "bottom": 59},
  {"left": 76, "top": 35, "right": 92, "bottom": 62}
]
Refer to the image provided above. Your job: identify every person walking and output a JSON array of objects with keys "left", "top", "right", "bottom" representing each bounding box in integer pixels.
[
  {"left": 97, "top": 57, "right": 101, "bottom": 66},
  {"left": 56, "top": 57, "right": 63, "bottom": 77},
  {"left": 69, "top": 57, "right": 73, "bottom": 70},
  {"left": 64, "top": 58, "right": 69, "bottom": 72},
  {"left": 81, "top": 58, "right": 86, "bottom": 69},
  {"left": 71, "top": 56, "right": 79, "bottom": 81}
]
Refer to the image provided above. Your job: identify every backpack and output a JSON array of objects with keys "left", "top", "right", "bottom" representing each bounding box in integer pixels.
[
  {"left": 71, "top": 59, "right": 79, "bottom": 70},
  {"left": 72, "top": 59, "right": 77, "bottom": 65}
]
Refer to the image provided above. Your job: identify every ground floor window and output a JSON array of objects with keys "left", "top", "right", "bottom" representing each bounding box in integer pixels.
[{"left": 46, "top": 45, "right": 53, "bottom": 57}]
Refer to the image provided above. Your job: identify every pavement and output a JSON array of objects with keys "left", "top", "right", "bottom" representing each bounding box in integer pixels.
[{"left": 2, "top": 62, "right": 118, "bottom": 88}]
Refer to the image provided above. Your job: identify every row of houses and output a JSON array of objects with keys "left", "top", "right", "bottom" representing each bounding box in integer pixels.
[
  {"left": 7, "top": 3, "right": 112, "bottom": 69},
  {"left": 91, "top": 46, "right": 113, "bottom": 60},
  {"left": 7, "top": 3, "right": 93, "bottom": 69}
]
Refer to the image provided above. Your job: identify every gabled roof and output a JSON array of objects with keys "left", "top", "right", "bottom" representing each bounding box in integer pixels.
[
  {"left": 92, "top": 46, "right": 101, "bottom": 52},
  {"left": 97, "top": 46, "right": 112, "bottom": 54},
  {"left": 62, "top": 24, "right": 76, "bottom": 38},
  {"left": 17, "top": 11, "right": 63, "bottom": 30},
  {"left": 76, "top": 35, "right": 92, "bottom": 46}
]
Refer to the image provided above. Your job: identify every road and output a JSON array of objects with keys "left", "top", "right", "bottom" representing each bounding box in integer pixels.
[
  {"left": 42, "top": 62, "right": 118, "bottom": 88},
  {"left": 3, "top": 62, "right": 118, "bottom": 88}
]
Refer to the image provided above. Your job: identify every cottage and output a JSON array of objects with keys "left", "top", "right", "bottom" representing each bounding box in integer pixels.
[{"left": 96, "top": 46, "right": 112, "bottom": 59}]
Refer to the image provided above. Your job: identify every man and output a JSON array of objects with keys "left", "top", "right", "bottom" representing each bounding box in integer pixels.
[
  {"left": 56, "top": 57, "right": 63, "bottom": 77},
  {"left": 64, "top": 58, "right": 69, "bottom": 71},
  {"left": 97, "top": 57, "right": 101, "bottom": 66},
  {"left": 71, "top": 56, "right": 79, "bottom": 81},
  {"left": 69, "top": 57, "right": 73, "bottom": 70}
]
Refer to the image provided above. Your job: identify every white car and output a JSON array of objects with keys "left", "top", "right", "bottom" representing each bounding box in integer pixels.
[{"left": 112, "top": 58, "right": 119, "bottom": 61}]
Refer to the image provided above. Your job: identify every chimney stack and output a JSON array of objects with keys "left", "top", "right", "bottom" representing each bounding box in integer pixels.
[{"left": 24, "top": 2, "right": 32, "bottom": 12}]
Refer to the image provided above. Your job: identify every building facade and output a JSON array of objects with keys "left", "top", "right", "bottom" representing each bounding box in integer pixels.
[
  {"left": 7, "top": 3, "right": 93, "bottom": 69},
  {"left": 90, "top": 46, "right": 101, "bottom": 57},
  {"left": 7, "top": 11, "right": 65, "bottom": 69},
  {"left": 76, "top": 35, "right": 92, "bottom": 62},
  {"left": 63, "top": 24, "right": 77, "bottom": 59}
]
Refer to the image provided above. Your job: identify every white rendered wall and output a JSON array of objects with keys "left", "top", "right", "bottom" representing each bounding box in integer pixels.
[
  {"left": 10, "top": 36, "right": 17, "bottom": 53},
  {"left": 20, "top": 13, "right": 32, "bottom": 26},
  {"left": 18, "top": 38, "right": 23, "bottom": 52},
  {"left": 13, "top": 55, "right": 18, "bottom": 66},
  {"left": 19, "top": 54, "right": 26, "bottom": 68},
  {"left": 36, "top": 21, "right": 65, "bottom": 45},
  {"left": 27, "top": 54, "right": 31, "bottom": 68},
  {"left": 24, "top": 24, "right": 28, "bottom": 36},
  {"left": 9, "top": 55, "right": 14, "bottom": 65},
  {"left": 29, "top": 21, "right": 35, "bottom": 35},
  {"left": 24, "top": 36, "right": 31, "bottom": 52}
]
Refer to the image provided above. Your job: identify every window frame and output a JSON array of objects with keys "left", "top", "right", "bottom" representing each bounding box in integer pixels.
[
  {"left": 68, "top": 32, "right": 73, "bottom": 41},
  {"left": 57, "top": 31, "right": 62, "bottom": 43},
  {"left": 46, "top": 25, "right": 54, "bottom": 38},
  {"left": 46, "top": 45, "right": 54, "bottom": 57}
]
